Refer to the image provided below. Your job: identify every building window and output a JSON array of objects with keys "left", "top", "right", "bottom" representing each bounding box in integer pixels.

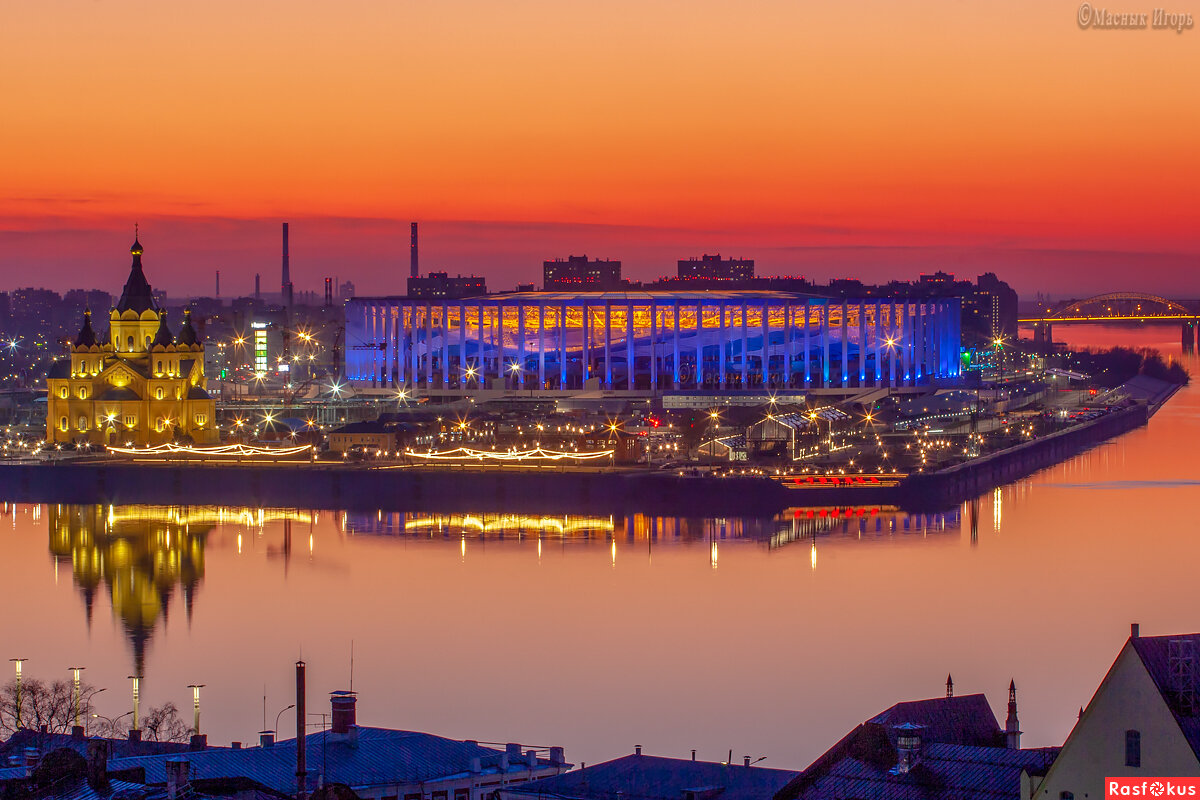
[
  {"left": 1061, "top": 793, "right": 1074, "bottom": 800},
  {"left": 1125, "top": 729, "right": 1141, "bottom": 767},
  {"left": 157, "top": 360, "right": 163, "bottom": 374},
  {"left": 78, "top": 387, "right": 88, "bottom": 399},
  {"left": 124, "top": 415, "right": 136, "bottom": 428},
  {"left": 155, "top": 418, "right": 164, "bottom": 433},
  {"left": 59, "top": 417, "right": 68, "bottom": 432},
  {"left": 59, "top": 387, "right": 68, "bottom": 399},
  {"left": 77, "top": 416, "right": 87, "bottom": 431},
  {"left": 195, "top": 414, "right": 207, "bottom": 426},
  {"left": 126, "top": 335, "right": 134, "bottom": 350},
  {"left": 155, "top": 387, "right": 164, "bottom": 400},
  {"left": 454, "top": 791, "right": 469, "bottom": 800}
]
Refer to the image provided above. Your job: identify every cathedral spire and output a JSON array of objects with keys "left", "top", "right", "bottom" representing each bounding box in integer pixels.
[
  {"left": 1005, "top": 679, "right": 1021, "bottom": 750},
  {"left": 74, "top": 309, "right": 97, "bottom": 348},
  {"left": 117, "top": 226, "right": 156, "bottom": 314}
]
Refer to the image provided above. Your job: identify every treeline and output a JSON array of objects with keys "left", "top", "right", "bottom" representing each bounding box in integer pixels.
[{"left": 1071, "top": 347, "right": 1191, "bottom": 388}]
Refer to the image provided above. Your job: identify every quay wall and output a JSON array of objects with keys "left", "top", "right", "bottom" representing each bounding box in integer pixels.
[{"left": 0, "top": 403, "right": 1151, "bottom": 515}]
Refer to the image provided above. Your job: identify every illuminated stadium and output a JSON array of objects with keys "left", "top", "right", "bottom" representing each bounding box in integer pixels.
[{"left": 344, "top": 291, "right": 961, "bottom": 396}]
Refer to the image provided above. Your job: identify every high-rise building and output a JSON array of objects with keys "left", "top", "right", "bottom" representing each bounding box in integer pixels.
[
  {"left": 677, "top": 254, "right": 755, "bottom": 281},
  {"left": 543, "top": 255, "right": 623, "bottom": 290},
  {"left": 407, "top": 272, "right": 487, "bottom": 299}
]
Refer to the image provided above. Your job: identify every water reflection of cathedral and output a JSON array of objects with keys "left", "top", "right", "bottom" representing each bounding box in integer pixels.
[{"left": 48, "top": 505, "right": 210, "bottom": 676}]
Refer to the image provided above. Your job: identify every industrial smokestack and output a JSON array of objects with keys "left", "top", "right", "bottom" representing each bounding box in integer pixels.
[
  {"left": 296, "top": 661, "right": 307, "bottom": 800},
  {"left": 216, "top": 270, "right": 220, "bottom": 299},
  {"left": 255, "top": 274, "right": 261, "bottom": 301},
  {"left": 282, "top": 223, "right": 294, "bottom": 308},
  {"left": 410, "top": 222, "right": 419, "bottom": 279}
]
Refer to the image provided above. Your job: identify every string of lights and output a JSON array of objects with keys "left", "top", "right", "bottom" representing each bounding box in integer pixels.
[
  {"left": 107, "top": 443, "right": 313, "bottom": 457},
  {"left": 404, "top": 446, "right": 614, "bottom": 462}
]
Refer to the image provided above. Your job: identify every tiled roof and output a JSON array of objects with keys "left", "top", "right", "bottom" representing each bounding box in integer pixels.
[
  {"left": 867, "top": 694, "right": 1003, "bottom": 749},
  {"left": 789, "top": 743, "right": 1058, "bottom": 800},
  {"left": 775, "top": 694, "right": 1007, "bottom": 800},
  {"left": 502, "top": 754, "right": 798, "bottom": 800},
  {"left": 1130, "top": 633, "right": 1200, "bottom": 762},
  {"left": 0, "top": 730, "right": 198, "bottom": 762},
  {"left": 110, "top": 728, "right": 554, "bottom": 795}
]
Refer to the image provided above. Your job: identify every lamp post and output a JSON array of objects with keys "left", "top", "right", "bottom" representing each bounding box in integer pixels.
[
  {"left": 188, "top": 684, "right": 205, "bottom": 735},
  {"left": 69, "top": 666, "right": 85, "bottom": 729},
  {"left": 9, "top": 658, "right": 27, "bottom": 730},
  {"left": 128, "top": 675, "right": 141, "bottom": 734},
  {"left": 275, "top": 703, "right": 296, "bottom": 738},
  {"left": 92, "top": 709, "right": 132, "bottom": 737}
]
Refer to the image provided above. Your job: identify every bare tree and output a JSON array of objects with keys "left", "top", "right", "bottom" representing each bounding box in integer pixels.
[
  {"left": 0, "top": 678, "right": 104, "bottom": 737},
  {"left": 140, "top": 702, "right": 191, "bottom": 743}
]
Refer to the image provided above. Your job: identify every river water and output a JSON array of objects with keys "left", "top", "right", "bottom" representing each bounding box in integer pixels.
[{"left": 1, "top": 324, "right": 1196, "bottom": 770}]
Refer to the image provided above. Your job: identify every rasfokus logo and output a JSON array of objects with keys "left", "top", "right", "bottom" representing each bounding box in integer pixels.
[{"left": 1107, "top": 779, "right": 1200, "bottom": 798}]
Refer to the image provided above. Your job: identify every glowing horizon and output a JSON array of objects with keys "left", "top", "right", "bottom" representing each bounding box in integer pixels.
[{"left": 2, "top": 0, "right": 1197, "bottom": 296}]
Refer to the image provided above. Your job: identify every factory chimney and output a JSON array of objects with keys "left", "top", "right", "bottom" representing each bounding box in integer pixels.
[
  {"left": 255, "top": 274, "right": 261, "bottom": 301},
  {"left": 215, "top": 270, "right": 220, "bottom": 299},
  {"left": 282, "top": 223, "right": 294, "bottom": 308},
  {"left": 410, "top": 222, "right": 419, "bottom": 279},
  {"left": 296, "top": 661, "right": 307, "bottom": 800}
]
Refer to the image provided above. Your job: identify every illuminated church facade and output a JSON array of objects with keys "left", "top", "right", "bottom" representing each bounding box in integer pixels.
[{"left": 45, "top": 235, "right": 218, "bottom": 447}]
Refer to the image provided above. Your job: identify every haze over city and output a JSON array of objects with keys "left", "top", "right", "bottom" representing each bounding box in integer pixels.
[{"left": 3, "top": 0, "right": 1197, "bottom": 297}]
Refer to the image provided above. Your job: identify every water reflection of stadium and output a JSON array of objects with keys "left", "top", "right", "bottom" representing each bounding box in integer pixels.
[{"left": 340, "top": 506, "right": 961, "bottom": 550}]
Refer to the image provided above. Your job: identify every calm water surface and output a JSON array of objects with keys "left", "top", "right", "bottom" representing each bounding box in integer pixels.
[{"left": 1, "top": 325, "right": 1197, "bottom": 770}]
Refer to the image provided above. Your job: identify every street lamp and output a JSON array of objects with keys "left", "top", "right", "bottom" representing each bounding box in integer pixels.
[
  {"left": 188, "top": 684, "right": 205, "bottom": 735},
  {"left": 92, "top": 709, "right": 133, "bottom": 736},
  {"left": 69, "top": 666, "right": 85, "bottom": 729},
  {"left": 128, "top": 675, "right": 141, "bottom": 733},
  {"left": 9, "top": 658, "right": 27, "bottom": 730},
  {"left": 274, "top": 703, "right": 296, "bottom": 738}
]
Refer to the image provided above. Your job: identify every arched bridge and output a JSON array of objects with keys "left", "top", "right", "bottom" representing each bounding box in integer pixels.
[
  {"left": 1019, "top": 292, "right": 1196, "bottom": 323},
  {"left": 1019, "top": 292, "right": 1200, "bottom": 351}
]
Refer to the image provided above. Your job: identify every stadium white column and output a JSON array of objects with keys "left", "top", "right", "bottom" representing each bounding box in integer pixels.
[
  {"left": 459, "top": 303, "right": 467, "bottom": 387},
  {"left": 761, "top": 301, "right": 770, "bottom": 388},
  {"left": 874, "top": 300, "right": 882, "bottom": 386},
  {"left": 581, "top": 301, "right": 589, "bottom": 385},
  {"left": 539, "top": 304, "right": 549, "bottom": 388},
  {"left": 441, "top": 306, "right": 450, "bottom": 388},
  {"left": 672, "top": 302, "right": 681, "bottom": 390},
  {"left": 717, "top": 302, "right": 726, "bottom": 389},
  {"left": 803, "top": 300, "right": 811, "bottom": 386},
  {"left": 858, "top": 300, "right": 867, "bottom": 386},
  {"left": 740, "top": 301, "right": 749, "bottom": 388},
  {"left": 559, "top": 302, "right": 568, "bottom": 389},
  {"left": 822, "top": 302, "right": 830, "bottom": 386},
  {"left": 840, "top": 299, "right": 849, "bottom": 386},
  {"left": 517, "top": 303, "right": 526, "bottom": 388},
  {"left": 650, "top": 301, "right": 658, "bottom": 391},
  {"left": 604, "top": 301, "right": 612, "bottom": 389},
  {"left": 476, "top": 302, "right": 485, "bottom": 389},
  {"left": 625, "top": 301, "right": 634, "bottom": 390},
  {"left": 425, "top": 302, "right": 433, "bottom": 386}
]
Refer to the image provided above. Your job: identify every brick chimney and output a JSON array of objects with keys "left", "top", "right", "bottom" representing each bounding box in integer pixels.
[
  {"left": 165, "top": 759, "right": 190, "bottom": 800},
  {"left": 330, "top": 692, "right": 357, "bottom": 733},
  {"left": 86, "top": 738, "right": 110, "bottom": 793}
]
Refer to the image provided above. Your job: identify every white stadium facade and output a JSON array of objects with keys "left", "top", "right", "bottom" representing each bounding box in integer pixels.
[{"left": 344, "top": 290, "right": 961, "bottom": 397}]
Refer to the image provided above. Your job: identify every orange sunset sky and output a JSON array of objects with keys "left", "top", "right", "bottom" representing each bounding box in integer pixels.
[{"left": 2, "top": 0, "right": 1197, "bottom": 297}]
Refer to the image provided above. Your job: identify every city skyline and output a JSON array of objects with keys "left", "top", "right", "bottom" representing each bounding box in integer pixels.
[{"left": 2, "top": 1, "right": 1197, "bottom": 297}]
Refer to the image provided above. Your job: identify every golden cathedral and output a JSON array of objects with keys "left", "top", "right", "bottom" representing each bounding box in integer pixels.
[{"left": 45, "top": 234, "right": 218, "bottom": 447}]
